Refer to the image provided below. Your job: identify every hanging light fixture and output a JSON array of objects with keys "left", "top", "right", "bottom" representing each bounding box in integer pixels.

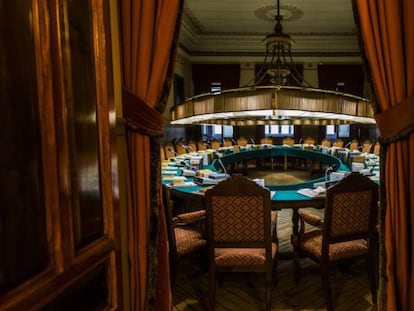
[
  {"left": 256, "top": 0, "right": 309, "bottom": 87},
  {"left": 170, "top": 1, "right": 375, "bottom": 126}
]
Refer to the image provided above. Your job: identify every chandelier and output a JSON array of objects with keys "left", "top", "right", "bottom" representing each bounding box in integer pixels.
[
  {"left": 256, "top": 0, "right": 309, "bottom": 87},
  {"left": 170, "top": 1, "right": 375, "bottom": 126}
]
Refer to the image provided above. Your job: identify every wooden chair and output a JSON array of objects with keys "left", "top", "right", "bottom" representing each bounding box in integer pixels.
[
  {"left": 373, "top": 142, "right": 380, "bottom": 156},
  {"left": 235, "top": 137, "right": 250, "bottom": 169},
  {"left": 303, "top": 137, "right": 315, "bottom": 145},
  {"left": 160, "top": 143, "right": 166, "bottom": 161},
  {"left": 210, "top": 139, "right": 221, "bottom": 150},
  {"left": 197, "top": 140, "right": 208, "bottom": 151},
  {"left": 175, "top": 141, "right": 188, "bottom": 155},
  {"left": 303, "top": 137, "right": 315, "bottom": 149},
  {"left": 260, "top": 137, "right": 273, "bottom": 145},
  {"left": 361, "top": 140, "right": 372, "bottom": 153},
  {"left": 222, "top": 138, "right": 233, "bottom": 147},
  {"left": 282, "top": 137, "right": 295, "bottom": 146},
  {"left": 236, "top": 137, "right": 248, "bottom": 146},
  {"left": 188, "top": 140, "right": 197, "bottom": 152},
  {"left": 281, "top": 137, "right": 295, "bottom": 170},
  {"left": 162, "top": 185, "right": 207, "bottom": 287},
  {"left": 293, "top": 172, "right": 379, "bottom": 311},
  {"left": 332, "top": 138, "right": 344, "bottom": 148},
  {"left": 320, "top": 138, "right": 332, "bottom": 148},
  {"left": 260, "top": 137, "right": 274, "bottom": 169},
  {"left": 348, "top": 139, "right": 359, "bottom": 151},
  {"left": 204, "top": 175, "right": 278, "bottom": 311},
  {"left": 164, "top": 142, "right": 176, "bottom": 159}
]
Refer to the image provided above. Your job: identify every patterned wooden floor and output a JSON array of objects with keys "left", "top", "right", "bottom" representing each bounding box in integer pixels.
[{"left": 172, "top": 169, "right": 378, "bottom": 311}]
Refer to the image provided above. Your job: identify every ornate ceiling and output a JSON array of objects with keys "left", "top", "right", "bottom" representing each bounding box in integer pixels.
[{"left": 178, "top": 0, "right": 362, "bottom": 64}]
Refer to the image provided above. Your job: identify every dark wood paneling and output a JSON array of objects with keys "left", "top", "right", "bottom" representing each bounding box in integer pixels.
[
  {"left": 318, "top": 64, "right": 364, "bottom": 97},
  {"left": 0, "top": 0, "right": 122, "bottom": 309},
  {"left": 64, "top": 0, "right": 104, "bottom": 250},
  {"left": 192, "top": 64, "right": 240, "bottom": 95},
  {"left": 0, "top": 0, "right": 49, "bottom": 294}
]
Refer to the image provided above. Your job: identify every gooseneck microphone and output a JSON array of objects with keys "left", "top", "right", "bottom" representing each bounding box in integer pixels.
[
  {"left": 214, "top": 153, "right": 227, "bottom": 174},
  {"left": 250, "top": 138, "right": 255, "bottom": 144}
]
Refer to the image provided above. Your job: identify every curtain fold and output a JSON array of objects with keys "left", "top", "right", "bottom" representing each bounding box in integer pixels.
[
  {"left": 355, "top": 1, "right": 414, "bottom": 310},
  {"left": 118, "top": 0, "right": 183, "bottom": 309}
]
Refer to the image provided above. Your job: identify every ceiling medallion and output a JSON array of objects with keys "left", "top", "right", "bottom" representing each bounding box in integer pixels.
[{"left": 254, "top": 5, "right": 303, "bottom": 23}]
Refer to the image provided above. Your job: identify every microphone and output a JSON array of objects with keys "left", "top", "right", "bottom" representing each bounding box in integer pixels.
[
  {"left": 325, "top": 163, "right": 337, "bottom": 182},
  {"left": 344, "top": 142, "right": 351, "bottom": 149},
  {"left": 250, "top": 138, "right": 255, "bottom": 144},
  {"left": 214, "top": 153, "right": 227, "bottom": 174},
  {"left": 231, "top": 138, "right": 237, "bottom": 145},
  {"left": 298, "top": 138, "right": 303, "bottom": 144}
]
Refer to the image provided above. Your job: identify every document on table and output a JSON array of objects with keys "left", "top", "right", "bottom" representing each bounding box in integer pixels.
[{"left": 297, "top": 186, "right": 326, "bottom": 198}]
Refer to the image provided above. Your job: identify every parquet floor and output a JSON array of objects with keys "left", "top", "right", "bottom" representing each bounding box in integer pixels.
[{"left": 172, "top": 168, "right": 378, "bottom": 311}]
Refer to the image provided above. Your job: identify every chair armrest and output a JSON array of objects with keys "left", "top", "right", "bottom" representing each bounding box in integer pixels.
[
  {"left": 174, "top": 210, "right": 206, "bottom": 225},
  {"left": 298, "top": 210, "right": 323, "bottom": 228}
]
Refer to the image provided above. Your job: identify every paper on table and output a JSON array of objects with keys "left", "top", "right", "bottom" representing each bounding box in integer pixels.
[
  {"left": 162, "top": 176, "right": 187, "bottom": 181},
  {"left": 297, "top": 186, "right": 326, "bottom": 198},
  {"left": 171, "top": 182, "right": 197, "bottom": 188}
]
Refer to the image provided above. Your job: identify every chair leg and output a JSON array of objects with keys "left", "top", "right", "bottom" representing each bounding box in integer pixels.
[
  {"left": 367, "top": 253, "right": 378, "bottom": 304},
  {"left": 272, "top": 251, "right": 279, "bottom": 286},
  {"left": 169, "top": 257, "right": 178, "bottom": 289},
  {"left": 321, "top": 266, "right": 333, "bottom": 311},
  {"left": 293, "top": 248, "right": 301, "bottom": 284},
  {"left": 265, "top": 272, "right": 272, "bottom": 311},
  {"left": 208, "top": 269, "right": 216, "bottom": 311}
]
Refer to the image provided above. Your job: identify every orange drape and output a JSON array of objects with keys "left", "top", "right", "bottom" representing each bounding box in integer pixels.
[
  {"left": 355, "top": 1, "right": 414, "bottom": 310},
  {"left": 119, "top": 0, "right": 182, "bottom": 310}
]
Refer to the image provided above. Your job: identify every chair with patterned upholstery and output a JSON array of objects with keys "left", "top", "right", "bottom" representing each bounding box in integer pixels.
[
  {"left": 373, "top": 141, "right": 380, "bottom": 156},
  {"left": 204, "top": 175, "right": 278, "bottom": 311},
  {"left": 280, "top": 137, "right": 295, "bottom": 170},
  {"left": 164, "top": 142, "right": 176, "bottom": 159},
  {"left": 197, "top": 140, "right": 208, "bottom": 151},
  {"left": 333, "top": 138, "right": 344, "bottom": 148},
  {"left": 162, "top": 185, "right": 207, "bottom": 287},
  {"left": 260, "top": 137, "right": 274, "bottom": 169},
  {"left": 348, "top": 139, "right": 359, "bottom": 151},
  {"left": 361, "top": 140, "right": 372, "bottom": 153},
  {"left": 160, "top": 143, "right": 166, "bottom": 161},
  {"left": 236, "top": 137, "right": 248, "bottom": 146},
  {"left": 282, "top": 137, "right": 295, "bottom": 146},
  {"left": 260, "top": 137, "right": 273, "bottom": 145},
  {"left": 222, "top": 138, "right": 233, "bottom": 147},
  {"left": 188, "top": 140, "right": 197, "bottom": 152},
  {"left": 175, "top": 140, "right": 188, "bottom": 155},
  {"left": 210, "top": 139, "right": 221, "bottom": 150},
  {"left": 293, "top": 172, "right": 379, "bottom": 311},
  {"left": 303, "top": 137, "right": 315, "bottom": 147},
  {"left": 320, "top": 138, "right": 332, "bottom": 148}
]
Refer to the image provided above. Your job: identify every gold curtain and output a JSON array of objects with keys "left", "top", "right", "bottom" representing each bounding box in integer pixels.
[
  {"left": 355, "top": 1, "right": 414, "bottom": 310},
  {"left": 118, "top": 0, "right": 183, "bottom": 310}
]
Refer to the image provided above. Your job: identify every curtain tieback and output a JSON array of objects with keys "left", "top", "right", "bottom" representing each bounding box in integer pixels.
[
  {"left": 122, "top": 86, "right": 163, "bottom": 137},
  {"left": 374, "top": 95, "right": 414, "bottom": 141}
]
